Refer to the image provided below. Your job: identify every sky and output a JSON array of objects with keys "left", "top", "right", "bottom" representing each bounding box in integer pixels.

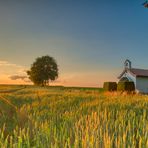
[{"left": 0, "top": 0, "right": 148, "bottom": 87}]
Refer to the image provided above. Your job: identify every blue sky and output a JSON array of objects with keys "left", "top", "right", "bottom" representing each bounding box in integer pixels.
[{"left": 0, "top": 0, "right": 147, "bottom": 86}]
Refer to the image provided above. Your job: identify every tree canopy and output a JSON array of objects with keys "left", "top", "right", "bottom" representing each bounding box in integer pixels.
[{"left": 27, "top": 55, "right": 58, "bottom": 86}]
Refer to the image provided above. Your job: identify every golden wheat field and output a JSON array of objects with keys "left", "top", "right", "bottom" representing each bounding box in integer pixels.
[{"left": 0, "top": 85, "right": 147, "bottom": 148}]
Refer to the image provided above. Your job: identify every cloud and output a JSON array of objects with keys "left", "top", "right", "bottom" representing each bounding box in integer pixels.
[
  {"left": 9, "top": 75, "right": 28, "bottom": 80},
  {"left": 9, "top": 74, "right": 31, "bottom": 83},
  {"left": 0, "top": 60, "right": 30, "bottom": 84}
]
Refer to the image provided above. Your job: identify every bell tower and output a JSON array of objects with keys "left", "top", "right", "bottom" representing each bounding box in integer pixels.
[{"left": 124, "top": 59, "right": 132, "bottom": 69}]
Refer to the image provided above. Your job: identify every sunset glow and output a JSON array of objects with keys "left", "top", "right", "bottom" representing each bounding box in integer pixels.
[{"left": 0, "top": 1, "right": 147, "bottom": 87}]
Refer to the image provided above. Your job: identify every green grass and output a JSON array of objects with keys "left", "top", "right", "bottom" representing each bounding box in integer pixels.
[{"left": 0, "top": 85, "right": 147, "bottom": 147}]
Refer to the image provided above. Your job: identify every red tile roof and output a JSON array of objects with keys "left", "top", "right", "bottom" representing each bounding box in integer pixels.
[
  {"left": 130, "top": 68, "right": 148, "bottom": 77},
  {"left": 118, "top": 68, "right": 148, "bottom": 79}
]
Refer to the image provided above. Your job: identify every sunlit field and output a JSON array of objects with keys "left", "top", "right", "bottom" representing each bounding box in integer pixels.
[{"left": 0, "top": 85, "right": 147, "bottom": 147}]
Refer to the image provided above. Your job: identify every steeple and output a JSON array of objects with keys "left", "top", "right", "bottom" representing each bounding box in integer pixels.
[{"left": 124, "top": 59, "right": 132, "bottom": 69}]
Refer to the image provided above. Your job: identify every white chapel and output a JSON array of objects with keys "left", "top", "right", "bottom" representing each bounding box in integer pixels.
[{"left": 118, "top": 59, "right": 148, "bottom": 93}]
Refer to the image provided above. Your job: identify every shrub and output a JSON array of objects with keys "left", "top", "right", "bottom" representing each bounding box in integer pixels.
[
  {"left": 117, "top": 82, "right": 135, "bottom": 92},
  {"left": 103, "top": 82, "right": 117, "bottom": 91}
]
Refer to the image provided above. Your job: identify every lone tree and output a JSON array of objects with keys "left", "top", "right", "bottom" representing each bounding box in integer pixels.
[{"left": 27, "top": 55, "right": 58, "bottom": 86}]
